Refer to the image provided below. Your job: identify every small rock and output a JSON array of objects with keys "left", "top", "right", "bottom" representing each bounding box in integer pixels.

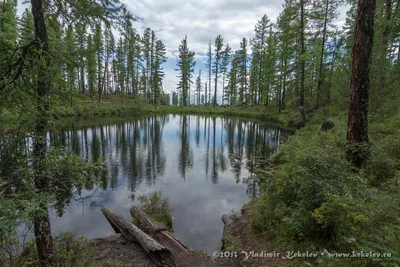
[{"left": 222, "top": 214, "right": 233, "bottom": 226}]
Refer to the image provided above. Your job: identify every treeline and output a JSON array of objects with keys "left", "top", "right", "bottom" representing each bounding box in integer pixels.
[
  {"left": 1, "top": 2, "right": 169, "bottom": 106},
  {"left": 175, "top": 0, "right": 400, "bottom": 115}
]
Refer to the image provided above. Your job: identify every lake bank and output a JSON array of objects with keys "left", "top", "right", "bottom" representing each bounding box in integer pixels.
[{"left": 1, "top": 95, "right": 300, "bottom": 130}]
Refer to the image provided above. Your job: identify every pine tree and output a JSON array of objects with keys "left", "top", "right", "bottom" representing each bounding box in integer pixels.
[
  {"left": 75, "top": 23, "right": 87, "bottom": 94},
  {"left": 153, "top": 39, "right": 167, "bottom": 106},
  {"left": 347, "top": 0, "right": 377, "bottom": 168},
  {"left": 299, "top": 0, "right": 306, "bottom": 108},
  {"left": 142, "top": 28, "right": 152, "bottom": 99},
  {"left": 220, "top": 44, "right": 231, "bottom": 105},
  {"left": 122, "top": 15, "right": 135, "bottom": 98},
  {"left": 172, "top": 91, "right": 179, "bottom": 105},
  {"left": 0, "top": 0, "right": 18, "bottom": 48},
  {"left": 276, "top": 0, "right": 297, "bottom": 111},
  {"left": 18, "top": 9, "right": 34, "bottom": 45},
  {"left": 116, "top": 37, "right": 126, "bottom": 99},
  {"left": 93, "top": 23, "right": 103, "bottom": 100},
  {"left": 314, "top": 0, "right": 341, "bottom": 108},
  {"left": 249, "top": 51, "right": 259, "bottom": 105},
  {"left": 149, "top": 30, "right": 156, "bottom": 103},
  {"left": 226, "top": 51, "right": 239, "bottom": 106},
  {"left": 101, "top": 25, "right": 114, "bottom": 101},
  {"left": 263, "top": 26, "right": 277, "bottom": 107},
  {"left": 205, "top": 41, "right": 213, "bottom": 105},
  {"left": 213, "top": 35, "right": 224, "bottom": 107},
  {"left": 251, "top": 14, "right": 270, "bottom": 104},
  {"left": 64, "top": 25, "right": 77, "bottom": 105},
  {"left": 195, "top": 70, "right": 202, "bottom": 105},
  {"left": 176, "top": 35, "right": 196, "bottom": 107},
  {"left": 237, "top": 38, "right": 248, "bottom": 106},
  {"left": 87, "top": 34, "right": 96, "bottom": 101}
]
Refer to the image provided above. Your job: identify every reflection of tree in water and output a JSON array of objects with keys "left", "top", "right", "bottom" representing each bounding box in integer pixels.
[
  {"left": 145, "top": 116, "right": 167, "bottom": 185},
  {"left": 205, "top": 117, "right": 210, "bottom": 178},
  {"left": 226, "top": 119, "right": 246, "bottom": 183},
  {"left": 45, "top": 116, "right": 169, "bottom": 215},
  {"left": 128, "top": 122, "right": 142, "bottom": 190},
  {"left": 178, "top": 115, "right": 193, "bottom": 179},
  {"left": 223, "top": 119, "right": 289, "bottom": 193},
  {"left": 195, "top": 116, "right": 200, "bottom": 147},
  {"left": 200, "top": 117, "right": 229, "bottom": 184},
  {"left": 211, "top": 117, "right": 229, "bottom": 184},
  {"left": 8, "top": 115, "right": 291, "bottom": 217}
]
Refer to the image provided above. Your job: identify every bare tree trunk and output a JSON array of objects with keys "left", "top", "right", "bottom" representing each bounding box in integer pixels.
[
  {"left": 379, "top": 0, "right": 392, "bottom": 93},
  {"left": 299, "top": 0, "right": 305, "bottom": 107},
  {"left": 316, "top": 0, "right": 329, "bottom": 109},
  {"left": 347, "top": 0, "right": 376, "bottom": 168},
  {"left": 31, "top": 0, "right": 54, "bottom": 265},
  {"left": 214, "top": 61, "right": 218, "bottom": 108},
  {"left": 80, "top": 66, "right": 85, "bottom": 93},
  {"left": 99, "top": 52, "right": 109, "bottom": 103}
]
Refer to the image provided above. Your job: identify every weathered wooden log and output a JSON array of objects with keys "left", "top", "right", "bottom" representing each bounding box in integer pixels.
[
  {"left": 130, "top": 206, "right": 168, "bottom": 234},
  {"left": 100, "top": 206, "right": 176, "bottom": 267},
  {"left": 130, "top": 207, "right": 212, "bottom": 267}
]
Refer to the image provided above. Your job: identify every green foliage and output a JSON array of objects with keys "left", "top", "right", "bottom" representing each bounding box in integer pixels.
[
  {"left": 0, "top": 190, "right": 52, "bottom": 262},
  {"left": 4, "top": 232, "right": 99, "bottom": 267},
  {"left": 176, "top": 35, "right": 196, "bottom": 107},
  {"left": 136, "top": 191, "right": 173, "bottom": 230},
  {"left": 254, "top": 117, "right": 400, "bottom": 266},
  {"left": 0, "top": 147, "right": 108, "bottom": 258}
]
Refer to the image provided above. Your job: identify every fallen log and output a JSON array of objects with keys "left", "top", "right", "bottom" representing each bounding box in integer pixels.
[
  {"left": 130, "top": 207, "right": 213, "bottom": 267},
  {"left": 130, "top": 206, "right": 168, "bottom": 234},
  {"left": 100, "top": 206, "right": 176, "bottom": 267}
]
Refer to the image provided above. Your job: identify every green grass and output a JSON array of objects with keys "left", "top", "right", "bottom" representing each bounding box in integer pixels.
[{"left": 1, "top": 93, "right": 300, "bottom": 130}]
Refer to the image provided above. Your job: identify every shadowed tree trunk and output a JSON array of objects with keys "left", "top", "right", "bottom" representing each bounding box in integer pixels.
[
  {"left": 316, "top": 0, "right": 330, "bottom": 109},
  {"left": 299, "top": 0, "right": 305, "bottom": 108},
  {"left": 347, "top": 0, "right": 377, "bottom": 168},
  {"left": 379, "top": 0, "right": 392, "bottom": 93},
  {"left": 31, "top": 0, "right": 54, "bottom": 265}
]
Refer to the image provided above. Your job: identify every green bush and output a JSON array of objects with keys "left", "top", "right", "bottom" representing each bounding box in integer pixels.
[
  {"left": 254, "top": 121, "right": 400, "bottom": 266},
  {"left": 6, "top": 232, "right": 98, "bottom": 267},
  {"left": 136, "top": 191, "right": 173, "bottom": 230}
]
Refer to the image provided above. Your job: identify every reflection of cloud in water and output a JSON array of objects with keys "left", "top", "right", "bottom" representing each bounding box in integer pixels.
[{"left": 44, "top": 115, "right": 291, "bottom": 256}]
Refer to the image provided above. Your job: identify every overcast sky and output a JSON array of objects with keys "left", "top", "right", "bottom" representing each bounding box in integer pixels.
[
  {"left": 123, "top": 0, "right": 349, "bottom": 96},
  {"left": 18, "top": 0, "right": 349, "bottom": 96}
]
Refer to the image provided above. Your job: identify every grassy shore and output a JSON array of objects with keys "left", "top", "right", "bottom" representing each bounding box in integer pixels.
[{"left": 1, "top": 94, "right": 301, "bottom": 129}]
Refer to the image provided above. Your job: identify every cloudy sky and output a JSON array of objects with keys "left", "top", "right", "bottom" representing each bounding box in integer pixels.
[
  {"left": 18, "top": 0, "right": 349, "bottom": 97},
  {"left": 122, "top": 0, "right": 349, "bottom": 96}
]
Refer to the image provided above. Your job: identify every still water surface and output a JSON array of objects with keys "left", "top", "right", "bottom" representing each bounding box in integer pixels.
[{"left": 43, "top": 115, "right": 291, "bottom": 255}]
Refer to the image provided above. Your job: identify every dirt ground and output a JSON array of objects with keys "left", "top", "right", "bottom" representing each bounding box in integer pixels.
[
  {"left": 214, "top": 200, "right": 287, "bottom": 267},
  {"left": 88, "top": 234, "right": 157, "bottom": 267}
]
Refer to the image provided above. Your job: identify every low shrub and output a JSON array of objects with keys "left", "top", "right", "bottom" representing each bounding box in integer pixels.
[
  {"left": 5, "top": 232, "right": 98, "bottom": 267},
  {"left": 135, "top": 191, "right": 173, "bottom": 230},
  {"left": 254, "top": 119, "right": 400, "bottom": 266}
]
